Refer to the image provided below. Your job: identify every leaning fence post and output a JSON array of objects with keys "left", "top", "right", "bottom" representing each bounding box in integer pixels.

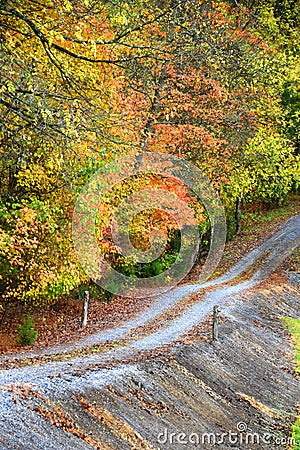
[
  {"left": 212, "top": 305, "right": 220, "bottom": 342},
  {"left": 80, "top": 290, "right": 89, "bottom": 328}
]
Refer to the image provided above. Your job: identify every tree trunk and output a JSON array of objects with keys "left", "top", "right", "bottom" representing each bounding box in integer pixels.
[{"left": 235, "top": 197, "right": 242, "bottom": 234}]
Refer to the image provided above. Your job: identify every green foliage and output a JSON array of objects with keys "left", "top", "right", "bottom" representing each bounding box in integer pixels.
[
  {"left": 244, "top": 129, "right": 298, "bottom": 204},
  {"left": 16, "top": 315, "right": 38, "bottom": 346},
  {"left": 293, "top": 421, "right": 300, "bottom": 450},
  {"left": 283, "top": 318, "right": 300, "bottom": 449},
  {"left": 283, "top": 318, "right": 300, "bottom": 375},
  {"left": 110, "top": 248, "right": 179, "bottom": 279},
  {"left": 221, "top": 127, "right": 299, "bottom": 223},
  {"left": 281, "top": 63, "right": 300, "bottom": 154}
]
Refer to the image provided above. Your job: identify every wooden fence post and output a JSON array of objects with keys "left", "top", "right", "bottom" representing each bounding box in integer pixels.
[
  {"left": 212, "top": 305, "right": 220, "bottom": 342},
  {"left": 80, "top": 290, "right": 89, "bottom": 328}
]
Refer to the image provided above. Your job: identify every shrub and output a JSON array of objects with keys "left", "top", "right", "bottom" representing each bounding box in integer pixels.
[{"left": 16, "top": 315, "right": 38, "bottom": 346}]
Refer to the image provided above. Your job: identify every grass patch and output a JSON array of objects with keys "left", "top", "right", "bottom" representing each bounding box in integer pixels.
[
  {"left": 283, "top": 318, "right": 300, "bottom": 449},
  {"left": 16, "top": 315, "right": 38, "bottom": 346}
]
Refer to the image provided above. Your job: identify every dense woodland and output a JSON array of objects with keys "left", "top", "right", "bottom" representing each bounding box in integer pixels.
[{"left": 0, "top": 0, "right": 299, "bottom": 317}]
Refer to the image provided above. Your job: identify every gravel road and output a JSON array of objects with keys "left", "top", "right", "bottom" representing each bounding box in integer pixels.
[{"left": 0, "top": 214, "right": 299, "bottom": 380}]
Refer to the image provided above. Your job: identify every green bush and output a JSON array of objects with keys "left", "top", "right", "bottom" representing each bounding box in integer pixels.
[{"left": 16, "top": 315, "right": 38, "bottom": 346}]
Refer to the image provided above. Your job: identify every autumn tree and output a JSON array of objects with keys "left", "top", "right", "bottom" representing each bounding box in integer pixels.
[
  {"left": 0, "top": 0, "right": 161, "bottom": 313},
  {"left": 119, "top": 0, "right": 299, "bottom": 232},
  {"left": 121, "top": 1, "right": 257, "bottom": 171},
  {"left": 0, "top": 0, "right": 298, "bottom": 315},
  {"left": 221, "top": 0, "right": 300, "bottom": 220}
]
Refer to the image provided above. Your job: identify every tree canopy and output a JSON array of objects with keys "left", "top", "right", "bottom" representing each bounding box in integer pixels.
[{"left": 0, "top": 0, "right": 299, "bottom": 313}]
